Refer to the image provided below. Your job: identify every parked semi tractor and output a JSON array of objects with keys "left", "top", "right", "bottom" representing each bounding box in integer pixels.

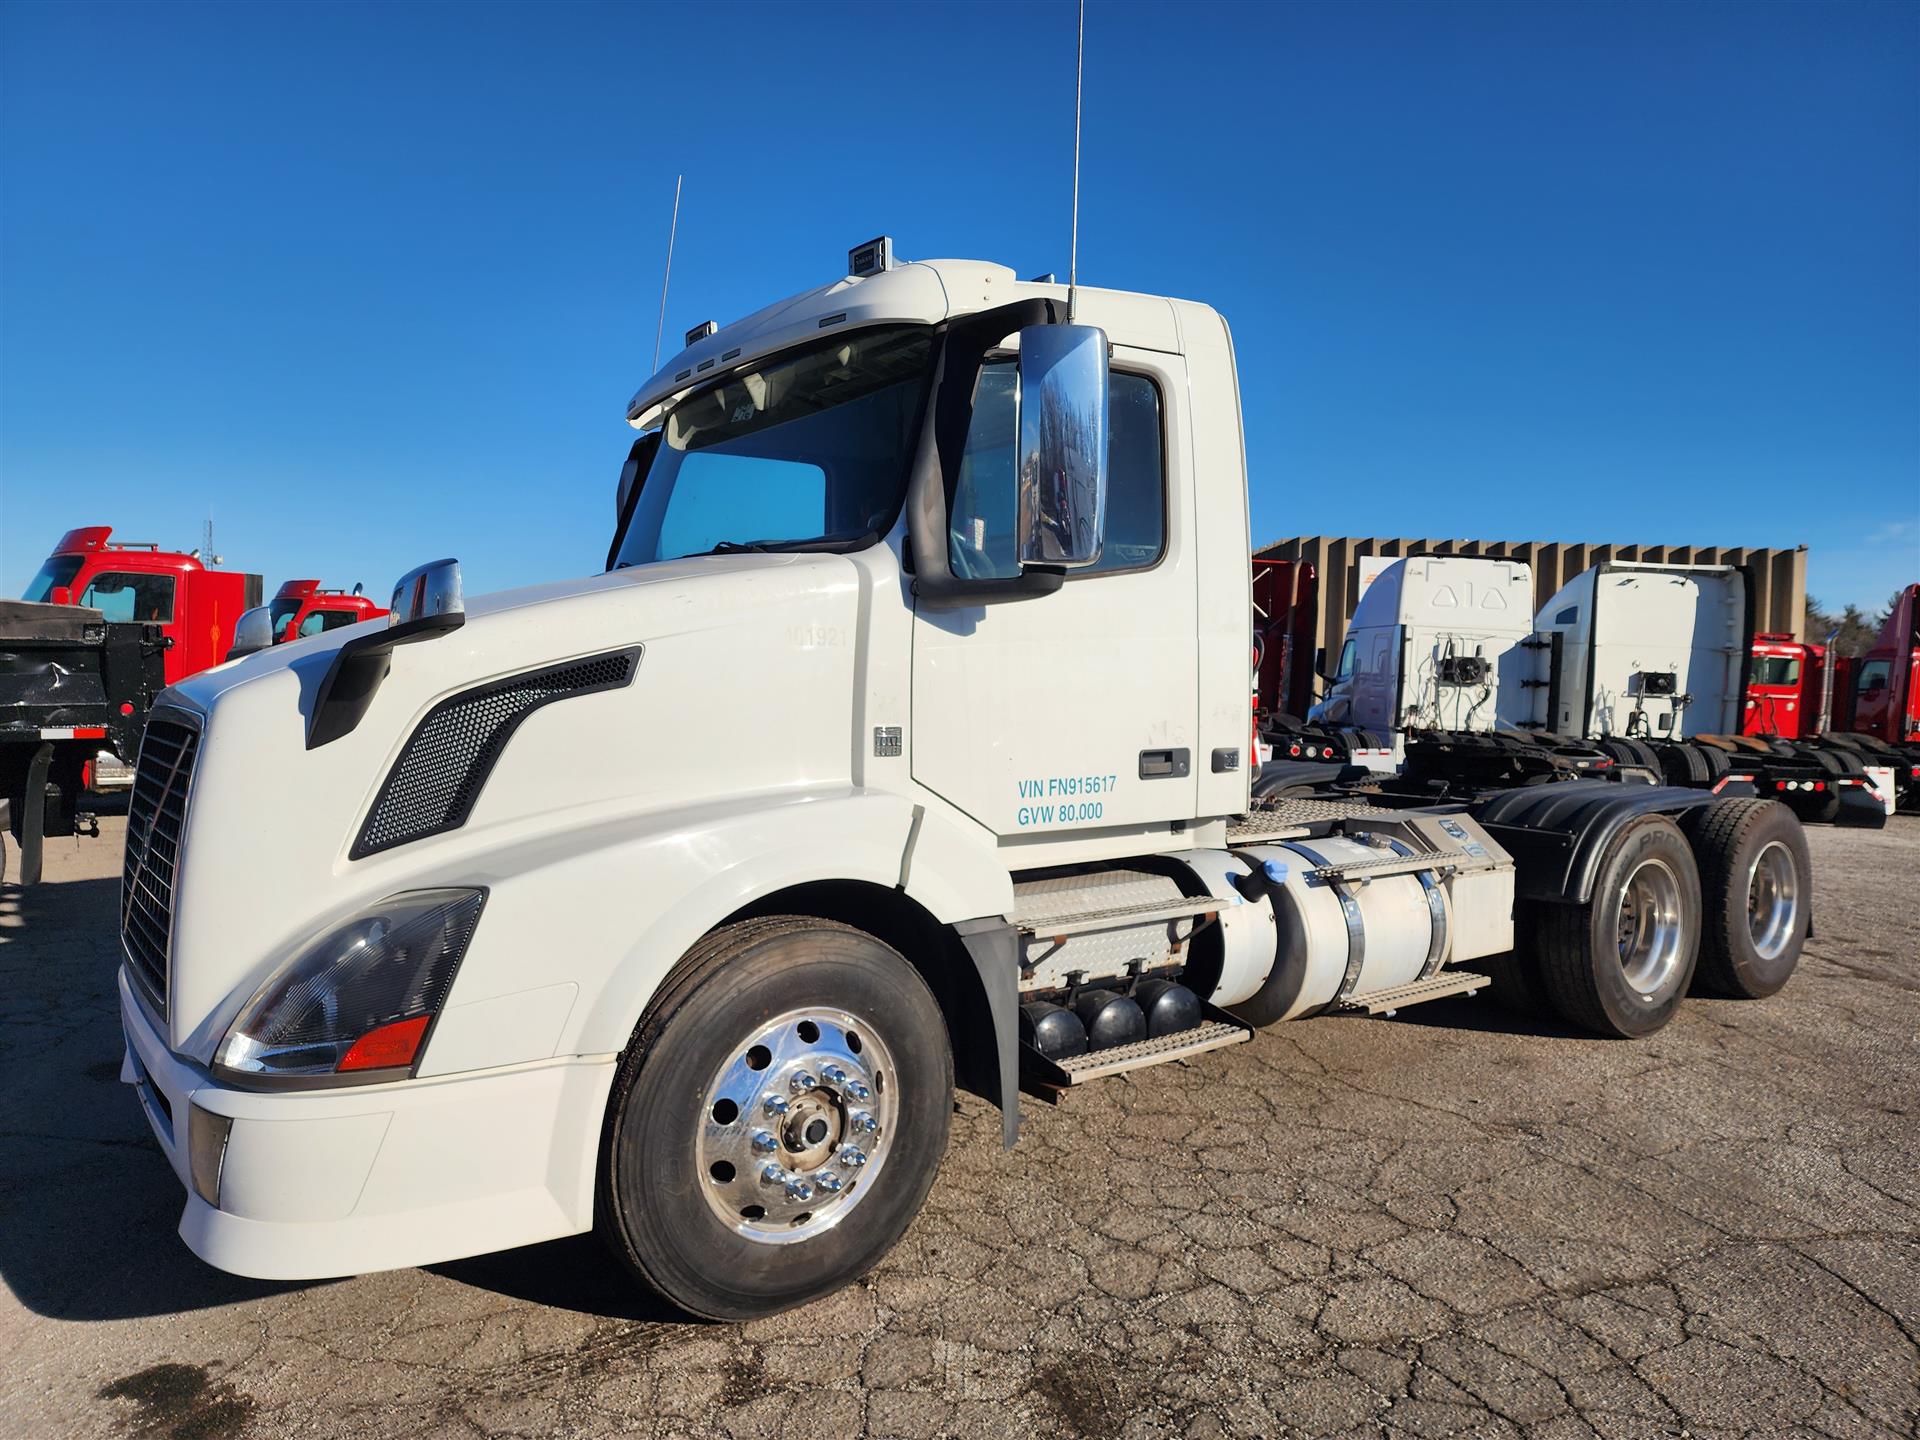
[
  {"left": 117, "top": 248, "right": 1815, "bottom": 1320},
  {"left": 1740, "top": 586, "right": 1920, "bottom": 810},
  {"left": 22, "top": 526, "right": 263, "bottom": 685},
  {"left": 1306, "top": 556, "right": 1886, "bottom": 821},
  {"left": 264, "top": 579, "right": 388, "bottom": 643}
]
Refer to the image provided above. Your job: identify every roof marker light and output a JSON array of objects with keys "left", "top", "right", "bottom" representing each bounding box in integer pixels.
[{"left": 848, "top": 236, "right": 892, "bottom": 277}]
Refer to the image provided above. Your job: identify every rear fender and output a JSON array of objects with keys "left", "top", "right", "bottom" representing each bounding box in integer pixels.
[{"left": 1470, "top": 779, "right": 1715, "bottom": 903}]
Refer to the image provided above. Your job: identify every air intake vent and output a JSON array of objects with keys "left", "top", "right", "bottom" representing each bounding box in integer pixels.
[
  {"left": 122, "top": 716, "right": 200, "bottom": 1019},
  {"left": 352, "top": 649, "right": 639, "bottom": 859}
]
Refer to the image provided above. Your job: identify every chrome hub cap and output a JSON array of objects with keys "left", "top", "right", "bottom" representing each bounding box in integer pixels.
[
  {"left": 696, "top": 1007, "right": 897, "bottom": 1244},
  {"left": 1746, "top": 840, "right": 1799, "bottom": 961},
  {"left": 1615, "top": 857, "right": 1684, "bottom": 999}
]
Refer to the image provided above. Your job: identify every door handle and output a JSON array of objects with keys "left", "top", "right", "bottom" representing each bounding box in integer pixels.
[{"left": 1138, "top": 748, "right": 1190, "bottom": 779}]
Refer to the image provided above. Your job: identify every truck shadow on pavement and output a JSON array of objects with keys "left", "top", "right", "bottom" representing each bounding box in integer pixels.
[
  {"left": 430, "top": 1236, "right": 694, "bottom": 1324},
  {"left": 0, "top": 874, "right": 319, "bottom": 1321}
]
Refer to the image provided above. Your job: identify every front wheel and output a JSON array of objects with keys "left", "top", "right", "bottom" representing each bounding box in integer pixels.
[{"left": 600, "top": 917, "right": 953, "bottom": 1320}]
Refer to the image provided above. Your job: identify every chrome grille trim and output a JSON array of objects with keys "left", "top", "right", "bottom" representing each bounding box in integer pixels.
[{"left": 121, "top": 708, "right": 202, "bottom": 1022}]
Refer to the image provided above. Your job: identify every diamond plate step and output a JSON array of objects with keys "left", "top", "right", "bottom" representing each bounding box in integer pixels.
[
  {"left": 1339, "top": 971, "right": 1489, "bottom": 1016},
  {"left": 1037, "top": 1019, "right": 1252, "bottom": 1085},
  {"left": 1305, "top": 852, "right": 1457, "bottom": 882},
  {"left": 1016, "top": 895, "right": 1227, "bottom": 939}
]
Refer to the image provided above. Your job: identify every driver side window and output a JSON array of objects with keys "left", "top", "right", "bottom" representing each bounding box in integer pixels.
[
  {"left": 948, "top": 365, "right": 1165, "bottom": 580},
  {"left": 1335, "top": 639, "right": 1357, "bottom": 681}
]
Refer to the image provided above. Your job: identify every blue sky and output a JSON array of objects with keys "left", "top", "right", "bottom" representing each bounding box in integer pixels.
[{"left": 3, "top": 0, "right": 1915, "bottom": 614}]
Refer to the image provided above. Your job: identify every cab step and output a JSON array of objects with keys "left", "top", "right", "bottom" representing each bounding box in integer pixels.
[
  {"left": 1022, "top": 1009, "right": 1253, "bottom": 1088},
  {"left": 1338, "top": 971, "right": 1489, "bottom": 1016},
  {"left": 1016, "top": 894, "right": 1226, "bottom": 941}
]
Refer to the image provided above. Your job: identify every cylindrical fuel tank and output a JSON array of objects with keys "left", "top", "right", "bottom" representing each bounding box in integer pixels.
[
  {"left": 1232, "top": 837, "right": 1448, "bottom": 1026},
  {"left": 1163, "top": 849, "right": 1277, "bottom": 1007}
]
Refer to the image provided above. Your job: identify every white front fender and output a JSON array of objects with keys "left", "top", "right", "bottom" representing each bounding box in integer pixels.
[{"left": 416, "top": 785, "right": 1011, "bottom": 1073}]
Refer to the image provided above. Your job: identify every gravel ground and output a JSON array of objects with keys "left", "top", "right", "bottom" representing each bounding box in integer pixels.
[{"left": 1, "top": 813, "right": 1916, "bottom": 1440}]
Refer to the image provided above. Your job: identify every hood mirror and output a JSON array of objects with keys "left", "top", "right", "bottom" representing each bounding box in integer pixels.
[
  {"left": 389, "top": 558, "right": 464, "bottom": 629},
  {"left": 1015, "top": 323, "right": 1109, "bottom": 570},
  {"left": 229, "top": 605, "right": 274, "bottom": 660}
]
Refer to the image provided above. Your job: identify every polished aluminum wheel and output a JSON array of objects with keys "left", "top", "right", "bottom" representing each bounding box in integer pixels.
[
  {"left": 1614, "top": 856, "right": 1685, "bottom": 998},
  {"left": 1745, "top": 839, "right": 1799, "bottom": 961},
  {"left": 695, "top": 1006, "right": 897, "bottom": 1245}
]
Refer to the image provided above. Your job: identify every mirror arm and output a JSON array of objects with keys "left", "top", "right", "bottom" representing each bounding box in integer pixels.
[
  {"left": 606, "top": 431, "right": 662, "bottom": 572},
  {"left": 906, "top": 298, "right": 1062, "bottom": 608}
]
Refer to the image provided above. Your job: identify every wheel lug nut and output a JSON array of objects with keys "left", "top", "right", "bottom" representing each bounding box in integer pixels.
[
  {"left": 821, "top": 1065, "right": 847, "bottom": 1086},
  {"left": 840, "top": 1146, "right": 867, "bottom": 1168},
  {"left": 849, "top": 1110, "right": 877, "bottom": 1134},
  {"left": 845, "top": 1080, "right": 871, "bottom": 1101},
  {"left": 761, "top": 1163, "right": 789, "bottom": 1186},
  {"left": 785, "top": 1178, "right": 814, "bottom": 1202},
  {"left": 762, "top": 1094, "right": 788, "bottom": 1118},
  {"left": 813, "top": 1170, "right": 842, "bottom": 1194},
  {"left": 790, "top": 1071, "right": 817, "bottom": 1094},
  {"left": 750, "top": 1131, "right": 779, "bottom": 1154}
]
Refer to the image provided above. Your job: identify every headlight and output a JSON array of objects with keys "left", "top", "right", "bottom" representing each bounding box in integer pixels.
[{"left": 215, "top": 889, "right": 486, "bottom": 1084}]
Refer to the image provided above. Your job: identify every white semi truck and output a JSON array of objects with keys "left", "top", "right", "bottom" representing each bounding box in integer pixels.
[
  {"left": 118, "top": 247, "right": 1814, "bottom": 1319},
  {"left": 1310, "top": 556, "right": 1881, "bottom": 820}
]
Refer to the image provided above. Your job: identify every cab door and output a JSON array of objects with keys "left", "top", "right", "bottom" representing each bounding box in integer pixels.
[{"left": 910, "top": 348, "right": 1197, "bottom": 838}]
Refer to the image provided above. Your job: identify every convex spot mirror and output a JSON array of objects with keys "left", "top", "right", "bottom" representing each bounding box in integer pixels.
[
  {"left": 229, "top": 605, "right": 274, "bottom": 659},
  {"left": 1015, "top": 323, "right": 1109, "bottom": 570}
]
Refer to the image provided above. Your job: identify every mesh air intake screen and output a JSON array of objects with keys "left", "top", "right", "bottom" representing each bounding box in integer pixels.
[{"left": 352, "top": 649, "right": 638, "bottom": 859}]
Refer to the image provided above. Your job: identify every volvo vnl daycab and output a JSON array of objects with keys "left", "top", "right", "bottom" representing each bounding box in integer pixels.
[{"left": 117, "top": 245, "right": 1816, "bottom": 1320}]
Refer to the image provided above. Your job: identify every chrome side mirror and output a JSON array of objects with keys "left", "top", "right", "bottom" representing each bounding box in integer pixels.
[
  {"left": 389, "top": 558, "right": 464, "bottom": 628},
  {"left": 229, "top": 605, "right": 274, "bottom": 659},
  {"left": 1016, "top": 323, "right": 1109, "bottom": 569}
]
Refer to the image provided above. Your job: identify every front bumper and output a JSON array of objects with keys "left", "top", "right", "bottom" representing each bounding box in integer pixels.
[{"left": 118, "top": 969, "right": 617, "bottom": 1280}]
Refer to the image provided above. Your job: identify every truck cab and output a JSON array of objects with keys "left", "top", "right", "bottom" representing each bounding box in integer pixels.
[
  {"left": 1744, "top": 633, "right": 1823, "bottom": 740},
  {"left": 1838, "top": 584, "right": 1919, "bottom": 745},
  {"left": 266, "top": 580, "right": 387, "bottom": 643},
  {"left": 21, "top": 526, "right": 263, "bottom": 686},
  {"left": 1309, "top": 556, "right": 1535, "bottom": 733},
  {"left": 114, "top": 246, "right": 1814, "bottom": 1321}
]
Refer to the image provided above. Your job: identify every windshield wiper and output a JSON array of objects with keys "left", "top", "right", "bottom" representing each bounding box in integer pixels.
[{"left": 707, "top": 540, "right": 773, "bottom": 554}]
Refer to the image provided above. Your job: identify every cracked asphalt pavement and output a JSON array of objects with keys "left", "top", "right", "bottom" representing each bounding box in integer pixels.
[{"left": 2, "top": 814, "right": 1916, "bottom": 1439}]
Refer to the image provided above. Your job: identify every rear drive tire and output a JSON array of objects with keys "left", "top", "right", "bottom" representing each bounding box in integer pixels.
[
  {"left": 1681, "top": 799, "right": 1809, "bottom": 999},
  {"left": 1526, "top": 815, "right": 1701, "bottom": 1037},
  {"left": 599, "top": 917, "right": 953, "bottom": 1320}
]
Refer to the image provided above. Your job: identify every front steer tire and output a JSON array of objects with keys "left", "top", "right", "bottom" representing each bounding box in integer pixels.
[
  {"left": 599, "top": 917, "right": 952, "bottom": 1321},
  {"left": 1681, "top": 798, "right": 1809, "bottom": 999},
  {"left": 1526, "top": 815, "right": 1702, "bottom": 1038}
]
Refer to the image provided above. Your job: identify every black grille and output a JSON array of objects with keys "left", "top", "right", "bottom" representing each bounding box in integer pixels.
[
  {"left": 122, "top": 718, "right": 199, "bottom": 1016},
  {"left": 352, "top": 650, "right": 638, "bottom": 859}
]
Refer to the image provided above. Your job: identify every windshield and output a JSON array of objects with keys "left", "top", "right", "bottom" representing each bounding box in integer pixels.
[
  {"left": 22, "top": 555, "right": 83, "bottom": 603},
  {"left": 269, "top": 598, "right": 303, "bottom": 641},
  {"left": 612, "top": 325, "right": 934, "bottom": 568}
]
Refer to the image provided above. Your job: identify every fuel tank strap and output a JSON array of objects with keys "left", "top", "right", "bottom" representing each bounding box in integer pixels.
[
  {"left": 1379, "top": 837, "right": 1451, "bottom": 979},
  {"left": 1286, "top": 840, "right": 1367, "bottom": 1007}
]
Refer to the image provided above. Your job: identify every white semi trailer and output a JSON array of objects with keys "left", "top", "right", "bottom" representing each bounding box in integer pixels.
[{"left": 118, "top": 247, "right": 1813, "bottom": 1319}]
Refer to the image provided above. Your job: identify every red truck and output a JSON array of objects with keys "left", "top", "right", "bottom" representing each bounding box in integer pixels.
[
  {"left": 21, "top": 526, "right": 263, "bottom": 686},
  {"left": 266, "top": 579, "right": 387, "bottom": 642},
  {"left": 1743, "top": 585, "right": 1920, "bottom": 808}
]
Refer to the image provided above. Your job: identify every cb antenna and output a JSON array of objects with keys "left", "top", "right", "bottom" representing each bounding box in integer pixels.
[
  {"left": 1068, "top": 0, "right": 1085, "bottom": 322},
  {"left": 650, "top": 174, "right": 684, "bottom": 373}
]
